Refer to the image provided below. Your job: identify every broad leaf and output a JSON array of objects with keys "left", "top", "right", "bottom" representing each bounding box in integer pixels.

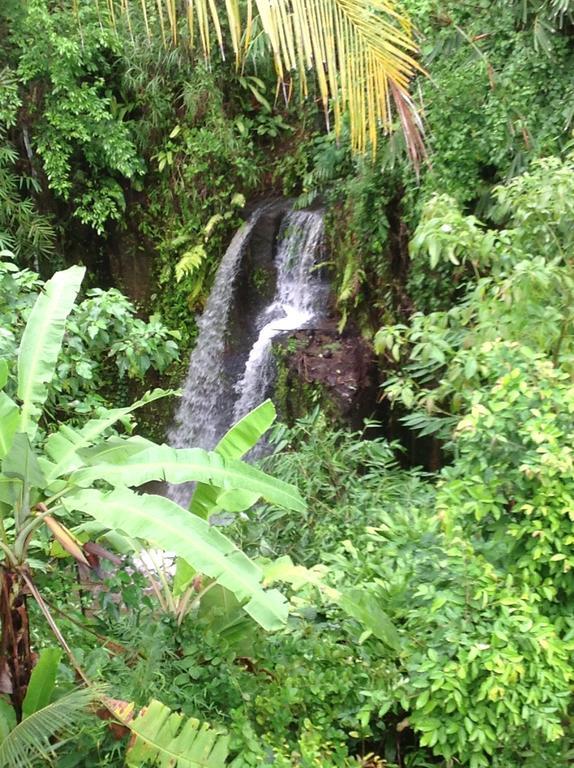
[
  {"left": 63, "top": 487, "right": 289, "bottom": 630},
  {"left": 191, "top": 400, "right": 276, "bottom": 518},
  {"left": 22, "top": 648, "right": 62, "bottom": 719},
  {"left": 172, "top": 557, "right": 196, "bottom": 597},
  {"left": 17, "top": 265, "right": 85, "bottom": 438},
  {"left": 2, "top": 433, "right": 45, "bottom": 489},
  {"left": 44, "top": 389, "right": 172, "bottom": 483},
  {"left": 0, "top": 698, "right": 16, "bottom": 743},
  {"left": 70, "top": 444, "right": 305, "bottom": 513},
  {"left": 120, "top": 699, "right": 228, "bottom": 768},
  {"left": 0, "top": 394, "right": 19, "bottom": 460},
  {"left": 214, "top": 400, "right": 276, "bottom": 461},
  {"left": 214, "top": 488, "right": 260, "bottom": 513}
]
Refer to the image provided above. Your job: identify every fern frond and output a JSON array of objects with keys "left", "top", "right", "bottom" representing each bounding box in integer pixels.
[
  {"left": 175, "top": 245, "right": 207, "bottom": 282},
  {"left": 0, "top": 688, "right": 99, "bottom": 768}
]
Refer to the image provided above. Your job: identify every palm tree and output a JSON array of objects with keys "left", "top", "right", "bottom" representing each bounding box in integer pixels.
[{"left": 98, "top": 0, "right": 425, "bottom": 164}]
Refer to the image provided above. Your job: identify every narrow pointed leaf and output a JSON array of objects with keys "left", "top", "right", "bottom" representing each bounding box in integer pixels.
[{"left": 22, "top": 648, "right": 62, "bottom": 719}]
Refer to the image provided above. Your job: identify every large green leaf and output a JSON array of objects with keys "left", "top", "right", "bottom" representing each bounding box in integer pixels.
[
  {"left": 44, "top": 389, "right": 172, "bottom": 483},
  {"left": 2, "top": 433, "right": 45, "bottom": 490},
  {"left": 17, "top": 265, "right": 85, "bottom": 438},
  {"left": 70, "top": 444, "right": 305, "bottom": 513},
  {"left": 123, "top": 699, "right": 229, "bottom": 768},
  {"left": 191, "top": 400, "right": 276, "bottom": 518},
  {"left": 22, "top": 648, "right": 62, "bottom": 719},
  {"left": 0, "top": 394, "right": 19, "bottom": 461},
  {"left": 213, "top": 400, "right": 276, "bottom": 461},
  {"left": 63, "top": 487, "right": 289, "bottom": 630}
]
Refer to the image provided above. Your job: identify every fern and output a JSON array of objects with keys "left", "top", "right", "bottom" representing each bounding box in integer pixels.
[
  {"left": 0, "top": 688, "right": 97, "bottom": 768},
  {"left": 121, "top": 699, "right": 229, "bottom": 768},
  {"left": 175, "top": 245, "right": 207, "bottom": 283}
]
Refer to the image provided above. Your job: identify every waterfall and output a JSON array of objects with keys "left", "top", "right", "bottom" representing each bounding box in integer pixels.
[
  {"left": 168, "top": 203, "right": 326, "bottom": 505},
  {"left": 232, "top": 210, "right": 326, "bottom": 423},
  {"left": 168, "top": 204, "right": 270, "bottom": 455}
]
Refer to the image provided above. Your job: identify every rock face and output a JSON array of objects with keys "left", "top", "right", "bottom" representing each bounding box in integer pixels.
[{"left": 274, "top": 318, "right": 378, "bottom": 429}]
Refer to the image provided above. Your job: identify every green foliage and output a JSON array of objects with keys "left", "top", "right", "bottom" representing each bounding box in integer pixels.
[
  {"left": 438, "top": 346, "right": 574, "bottom": 607},
  {"left": 191, "top": 400, "right": 277, "bottom": 520},
  {"left": 235, "top": 414, "right": 573, "bottom": 768},
  {"left": 13, "top": 0, "right": 144, "bottom": 234},
  {"left": 137, "top": 62, "right": 268, "bottom": 343},
  {"left": 368, "top": 151, "right": 574, "bottom": 764},
  {"left": 0, "top": 256, "right": 179, "bottom": 421},
  {"left": 0, "top": 64, "right": 55, "bottom": 266},
  {"left": 0, "top": 265, "right": 304, "bottom": 644},
  {"left": 0, "top": 688, "right": 97, "bottom": 768},
  {"left": 380, "top": 154, "right": 574, "bottom": 436},
  {"left": 21, "top": 648, "right": 62, "bottom": 719}
]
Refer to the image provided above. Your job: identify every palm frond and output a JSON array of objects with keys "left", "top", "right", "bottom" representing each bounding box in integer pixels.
[
  {"left": 0, "top": 688, "right": 98, "bottom": 768},
  {"left": 95, "top": 0, "right": 425, "bottom": 163}
]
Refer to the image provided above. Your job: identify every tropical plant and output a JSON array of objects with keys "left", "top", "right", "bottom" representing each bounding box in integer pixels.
[
  {"left": 0, "top": 264, "right": 305, "bottom": 720},
  {"left": 377, "top": 153, "right": 574, "bottom": 438},
  {"left": 83, "top": 0, "right": 424, "bottom": 162},
  {"left": 0, "top": 255, "right": 180, "bottom": 422},
  {"left": 111, "top": 698, "right": 230, "bottom": 768},
  {"left": 0, "top": 688, "right": 98, "bottom": 768}
]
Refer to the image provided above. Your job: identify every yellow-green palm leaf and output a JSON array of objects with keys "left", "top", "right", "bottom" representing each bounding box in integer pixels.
[{"left": 100, "top": 0, "right": 424, "bottom": 162}]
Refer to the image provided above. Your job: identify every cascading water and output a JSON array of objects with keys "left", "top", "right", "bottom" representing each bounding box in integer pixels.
[
  {"left": 168, "top": 203, "right": 327, "bottom": 505},
  {"left": 168, "top": 205, "right": 270, "bottom": 455},
  {"left": 232, "top": 210, "right": 327, "bottom": 423}
]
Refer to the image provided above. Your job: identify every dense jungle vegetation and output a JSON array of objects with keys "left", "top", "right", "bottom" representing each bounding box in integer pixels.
[{"left": 0, "top": 0, "right": 573, "bottom": 766}]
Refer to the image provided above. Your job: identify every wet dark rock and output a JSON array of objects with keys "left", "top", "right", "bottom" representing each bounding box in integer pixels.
[{"left": 275, "top": 318, "right": 378, "bottom": 429}]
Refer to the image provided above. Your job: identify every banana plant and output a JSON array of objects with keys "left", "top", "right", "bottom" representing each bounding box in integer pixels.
[
  {"left": 143, "top": 400, "right": 278, "bottom": 627},
  {"left": 0, "top": 266, "right": 305, "bottom": 717}
]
